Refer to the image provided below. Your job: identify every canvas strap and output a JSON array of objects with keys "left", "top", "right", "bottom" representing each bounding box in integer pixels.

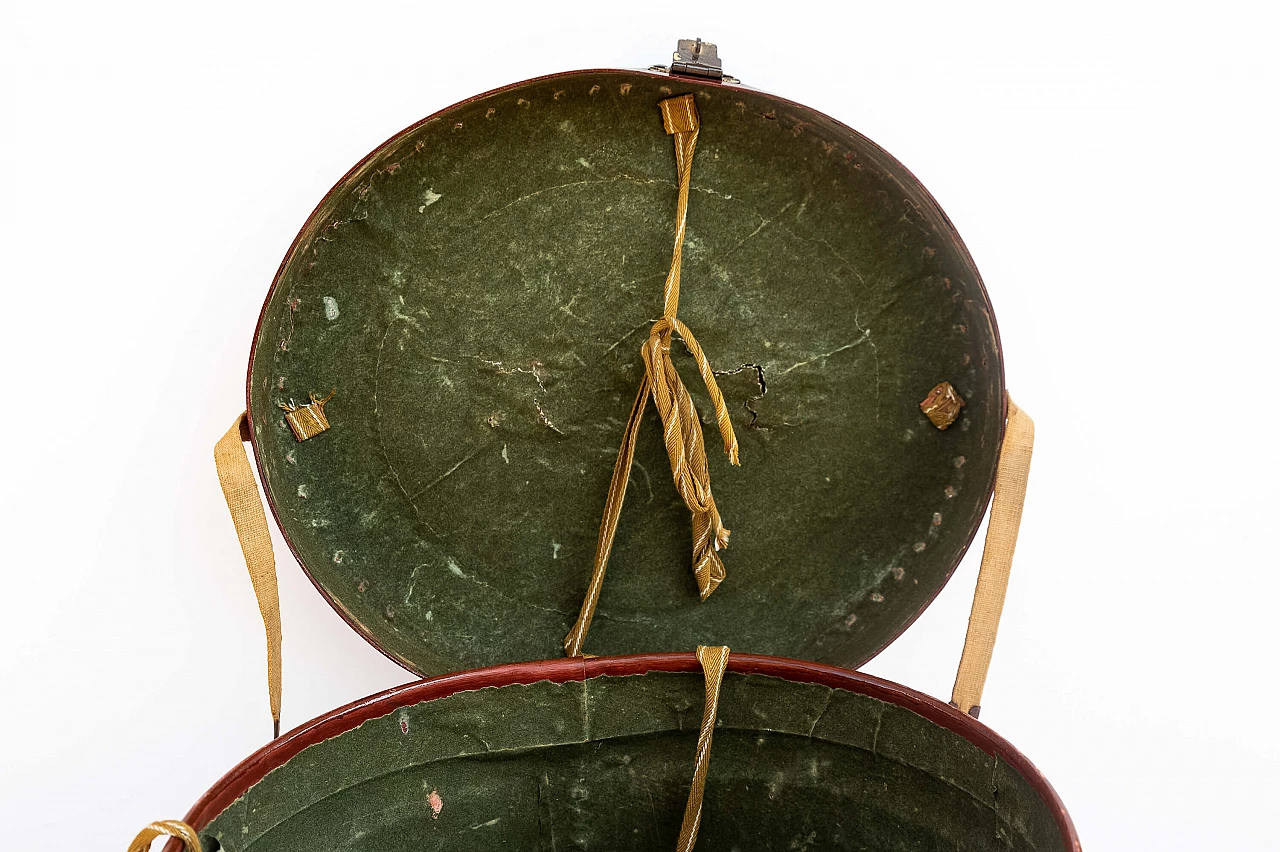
[
  {"left": 677, "top": 645, "right": 730, "bottom": 852},
  {"left": 127, "top": 820, "right": 202, "bottom": 852},
  {"left": 564, "top": 94, "right": 740, "bottom": 657},
  {"left": 951, "top": 394, "right": 1035, "bottom": 718},
  {"left": 214, "top": 413, "right": 283, "bottom": 737}
]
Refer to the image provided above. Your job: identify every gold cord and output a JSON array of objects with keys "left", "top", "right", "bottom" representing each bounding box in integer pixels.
[
  {"left": 127, "top": 820, "right": 202, "bottom": 852},
  {"left": 676, "top": 645, "right": 730, "bottom": 852},
  {"left": 565, "top": 95, "right": 740, "bottom": 657}
]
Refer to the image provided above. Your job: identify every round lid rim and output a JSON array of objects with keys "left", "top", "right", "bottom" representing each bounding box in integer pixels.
[
  {"left": 172, "top": 653, "right": 1074, "bottom": 851},
  {"left": 244, "top": 66, "right": 1006, "bottom": 678}
]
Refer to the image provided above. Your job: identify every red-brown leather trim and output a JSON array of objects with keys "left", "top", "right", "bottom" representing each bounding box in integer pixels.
[{"left": 167, "top": 654, "right": 1076, "bottom": 852}]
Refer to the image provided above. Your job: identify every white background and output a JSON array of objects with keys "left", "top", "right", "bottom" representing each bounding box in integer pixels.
[{"left": 3, "top": 2, "right": 1278, "bottom": 849}]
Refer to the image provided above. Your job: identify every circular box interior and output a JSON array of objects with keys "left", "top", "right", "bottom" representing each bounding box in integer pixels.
[
  {"left": 246, "top": 69, "right": 1005, "bottom": 675},
  {"left": 183, "top": 655, "right": 1075, "bottom": 852}
]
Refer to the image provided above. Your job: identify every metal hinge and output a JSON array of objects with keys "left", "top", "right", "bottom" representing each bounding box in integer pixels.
[{"left": 650, "top": 38, "right": 738, "bottom": 84}]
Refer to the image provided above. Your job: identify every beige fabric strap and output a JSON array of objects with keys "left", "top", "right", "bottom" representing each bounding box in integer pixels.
[
  {"left": 951, "top": 394, "right": 1034, "bottom": 718},
  {"left": 214, "top": 413, "right": 282, "bottom": 737},
  {"left": 127, "top": 820, "right": 202, "bottom": 852},
  {"left": 564, "top": 94, "right": 740, "bottom": 657},
  {"left": 676, "top": 645, "right": 730, "bottom": 852}
]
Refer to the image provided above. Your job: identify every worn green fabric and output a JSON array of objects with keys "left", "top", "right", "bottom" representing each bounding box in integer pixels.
[
  {"left": 202, "top": 674, "right": 1063, "bottom": 851},
  {"left": 249, "top": 71, "right": 1004, "bottom": 673}
]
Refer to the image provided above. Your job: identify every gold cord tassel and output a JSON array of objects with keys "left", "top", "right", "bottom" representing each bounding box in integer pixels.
[{"left": 564, "top": 95, "right": 740, "bottom": 657}]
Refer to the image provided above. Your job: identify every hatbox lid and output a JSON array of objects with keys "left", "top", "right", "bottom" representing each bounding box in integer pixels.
[{"left": 246, "top": 62, "right": 1004, "bottom": 676}]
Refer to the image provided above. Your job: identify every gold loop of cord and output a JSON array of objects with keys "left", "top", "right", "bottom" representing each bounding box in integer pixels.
[
  {"left": 564, "top": 95, "right": 740, "bottom": 657},
  {"left": 676, "top": 645, "right": 731, "bottom": 852},
  {"left": 127, "top": 820, "right": 203, "bottom": 852}
]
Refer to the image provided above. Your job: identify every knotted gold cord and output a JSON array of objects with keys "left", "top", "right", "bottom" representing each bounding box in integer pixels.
[
  {"left": 127, "top": 820, "right": 202, "bottom": 852},
  {"left": 564, "top": 95, "right": 740, "bottom": 657}
]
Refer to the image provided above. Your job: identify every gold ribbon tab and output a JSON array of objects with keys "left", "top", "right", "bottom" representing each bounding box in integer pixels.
[
  {"left": 660, "top": 92, "right": 700, "bottom": 134},
  {"left": 279, "top": 389, "right": 335, "bottom": 442},
  {"left": 564, "top": 95, "right": 740, "bottom": 657}
]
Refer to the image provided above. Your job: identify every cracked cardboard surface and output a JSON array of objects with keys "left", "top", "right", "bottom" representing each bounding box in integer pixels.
[
  {"left": 249, "top": 71, "right": 1003, "bottom": 674},
  {"left": 203, "top": 674, "right": 1063, "bottom": 852}
]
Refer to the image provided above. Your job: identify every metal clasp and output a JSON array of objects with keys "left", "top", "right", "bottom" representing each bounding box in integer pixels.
[{"left": 651, "top": 38, "right": 738, "bottom": 84}]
